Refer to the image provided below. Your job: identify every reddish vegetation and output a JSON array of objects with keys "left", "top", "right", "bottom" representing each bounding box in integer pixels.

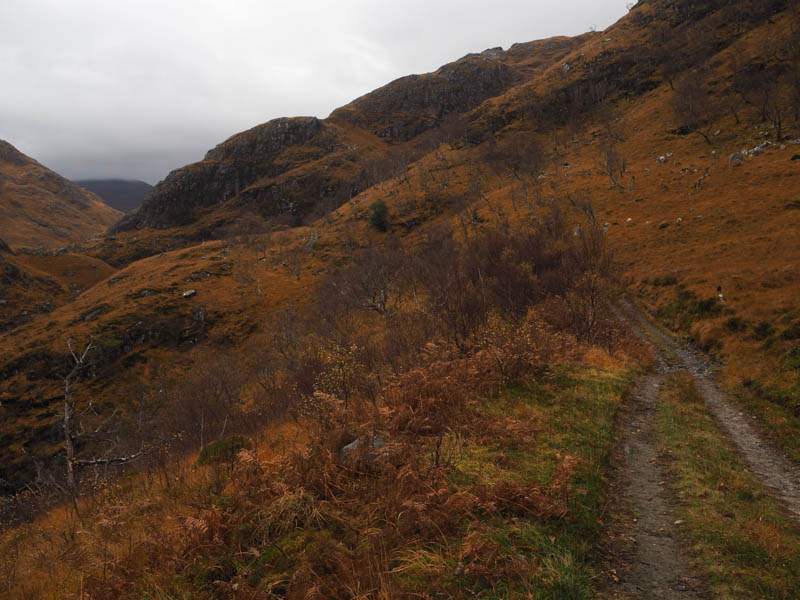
[{"left": 1, "top": 0, "right": 799, "bottom": 595}]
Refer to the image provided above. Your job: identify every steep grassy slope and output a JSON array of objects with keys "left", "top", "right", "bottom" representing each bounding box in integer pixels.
[
  {"left": 0, "top": 248, "right": 114, "bottom": 334},
  {"left": 0, "top": 141, "right": 122, "bottom": 249}
]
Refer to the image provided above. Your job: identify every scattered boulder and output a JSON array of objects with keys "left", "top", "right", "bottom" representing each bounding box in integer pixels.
[
  {"left": 194, "top": 306, "right": 206, "bottom": 322},
  {"left": 82, "top": 308, "right": 102, "bottom": 322},
  {"left": 657, "top": 156, "right": 667, "bottom": 163},
  {"left": 728, "top": 152, "right": 745, "bottom": 165},
  {"left": 340, "top": 436, "right": 388, "bottom": 468},
  {"left": 183, "top": 289, "right": 196, "bottom": 298},
  {"left": 792, "top": 154, "right": 800, "bottom": 161},
  {"left": 127, "top": 288, "right": 159, "bottom": 299},
  {"left": 747, "top": 140, "right": 772, "bottom": 156}
]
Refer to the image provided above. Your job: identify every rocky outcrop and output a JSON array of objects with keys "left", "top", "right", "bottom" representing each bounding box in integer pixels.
[
  {"left": 0, "top": 140, "right": 32, "bottom": 167},
  {"left": 329, "top": 55, "right": 519, "bottom": 140},
  {"left": 110, "top": 54, "right": 522, "bottom": 233},
  {"left": 112, "top": 117, "right": 339, "bottom": 231},
  {"left": 204, "top": 116, "right": 328, "bottom": 162}
]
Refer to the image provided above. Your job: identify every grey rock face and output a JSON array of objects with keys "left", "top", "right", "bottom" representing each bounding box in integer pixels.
[{"left": 340, "top": 436, "right": 388, "bottom": 468}]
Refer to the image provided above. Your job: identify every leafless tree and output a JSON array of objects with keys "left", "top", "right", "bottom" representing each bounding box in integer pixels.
[
  {"left": 735, "top": 65, "right": 790, "bottom": 141},
  {"left": 598, "top": 140, "right": 627, "bottom": 191},
  {"left": 61, "top": 339, "right": 144, "bottom": 514},
  {"left": 438, "top": 112, "right": 469, "bottom": 148},
  {"left": 672, "top": 70, "right": 719, "bottom": 145},
  {"left": 653, "top": 43, "right": 684, "bottom": 91},
  {"left": 318, "top": 242, "right": 409, "bottom": 324},
  {"left": 412, "top": 232, "right": 486, "bottom": 353},
  {"left": 275, "top": 233, "right": 306, "bottom": 281}
]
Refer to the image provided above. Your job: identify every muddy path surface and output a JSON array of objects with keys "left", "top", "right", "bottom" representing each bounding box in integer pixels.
[
  {"left": 618, "top": 300, "right": 800, "bottom": 518},
  {"left": 604, "top": 361, "right": 706, "bottom": 599}
]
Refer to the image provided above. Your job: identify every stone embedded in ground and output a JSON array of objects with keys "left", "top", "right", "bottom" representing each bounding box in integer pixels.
[{"left": 340, "top": 436, "right": 388, "bottom": 466}]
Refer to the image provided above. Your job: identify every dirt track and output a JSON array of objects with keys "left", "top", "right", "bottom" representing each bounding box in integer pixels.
[
  {"left": 604, "top": 356, "right": 705, "bottom": 598},
  {"left": 620, "top": 300, "right": 800, "bottom": 517},
  {"left": 605, "top": 301, "right": 800, "bottom": 598}
]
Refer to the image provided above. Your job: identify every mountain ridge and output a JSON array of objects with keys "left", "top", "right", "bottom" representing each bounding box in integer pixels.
[{"left": 111, "top": 34, "right": 588, "bottom": 235}]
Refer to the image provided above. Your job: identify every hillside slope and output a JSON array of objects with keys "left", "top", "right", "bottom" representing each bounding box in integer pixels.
[
  {"left": 2, "top": 0, "right": 800, "bottom": 597},
  {"left": 0, "top": 140, "right": 122, "bottom": 249},
  {"left": 0, "top": 0, "right": 798, "bottom": 531},
  {"left": 111, "top": 35, "right": 588, "bottom": 236}
]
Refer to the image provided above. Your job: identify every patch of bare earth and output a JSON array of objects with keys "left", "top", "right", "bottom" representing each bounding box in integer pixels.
[{"left": 603, "top": 366, "right": 706, "bottom": 599}]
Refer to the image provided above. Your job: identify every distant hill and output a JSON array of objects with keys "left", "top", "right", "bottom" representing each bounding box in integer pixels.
[
  {"left": 75, "top": 179, "right": 153, "bottom": 213},
  {"left": 0, "top": 140, "right": 122, "bottom": 250}
]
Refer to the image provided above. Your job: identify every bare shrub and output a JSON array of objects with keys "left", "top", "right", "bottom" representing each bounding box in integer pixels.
[
  {"left": 672, "top": 70, "right": 720, "bottom": 145},
  {"left": 598, "top": 140, "right": 627, "bottom": 190}
]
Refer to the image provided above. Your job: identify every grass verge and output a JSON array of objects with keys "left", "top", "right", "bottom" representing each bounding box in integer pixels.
[
  {"left": 394, "top": 367, "right": 634, "bottom": 598},
  {"left": 657, "top": 372, "right": 800, "bottom": 599}
]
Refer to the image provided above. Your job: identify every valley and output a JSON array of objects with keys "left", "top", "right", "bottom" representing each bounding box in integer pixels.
[{"left": 1, "top": 0, "right": 799, "bottom": 597}]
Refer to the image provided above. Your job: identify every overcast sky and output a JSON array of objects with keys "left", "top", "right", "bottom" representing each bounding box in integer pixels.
[{"left": 0, "top": 1, "right": 629, "bottom": 184}]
